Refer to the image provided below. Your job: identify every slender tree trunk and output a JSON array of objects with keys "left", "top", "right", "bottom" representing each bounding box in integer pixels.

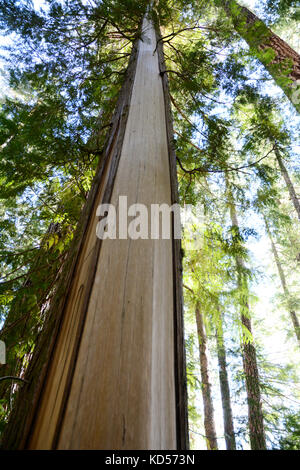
[
  {"left": 227, "top": 184, "right": 266, "bottom": 450},
  {"left": 275, "top": 147, "right": 300, "bottom": 221},
  {"left": 1, "top": 14, "right": 188, "bottom": 450},
  {"left": 220, "top": 0, "right": 300, "bottom": 112},
  {"left": 264, "top": 219, "right": 300, "bottom": 348},
  {"left": 215, "top": 313, "right": 236, "bottom": 450},
  {"left": 195, "top": 303, "right": 218, "bottom": 450}
]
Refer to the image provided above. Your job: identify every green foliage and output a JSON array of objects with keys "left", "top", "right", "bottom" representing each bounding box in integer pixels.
[
  {"left": 0, "top": 0, "right": 299, "bottom": 449},
  {"left": 279, "top": 412, "right": 300, "bottom": 449}
]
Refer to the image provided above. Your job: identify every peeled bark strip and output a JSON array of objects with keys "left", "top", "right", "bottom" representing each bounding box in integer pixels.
[
  {"left": 221, "top": 0, "right": 300, "bottom": 113},
  {"left": 265, "top": 219, "right": 300, "bottom": 348},
  {"left": 227, "top": 187, "right": 266, "bottom": 450},
  {"left": 155, "top": 19, "right": 189, "bottom": 450},
  {"left": 2, "top": 16, "right": 188, "bottom": 450},
  {"left": 215, "top": 315, "right": 236, "bottom": 450},
  {"left": 195, "top": 303, "right": 218, "bottom": 450},
  {"left": 275, "top": 148, "right": 300, "bottom": 222}
]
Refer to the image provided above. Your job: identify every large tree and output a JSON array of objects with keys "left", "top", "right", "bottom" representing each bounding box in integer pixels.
[
  {"left": 0, "top": 3, "right": 189, "bottom": 450},
  {"left": 0, "top": 0, "right": 299, "bottom": 451}
]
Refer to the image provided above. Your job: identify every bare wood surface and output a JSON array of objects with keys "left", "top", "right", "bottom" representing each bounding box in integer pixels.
[
  {"left": 155, "top": 19, "right": 189, "bottom": 450},
  {"left": 28, "top": 17, "right": 177, "bottom": 450}
]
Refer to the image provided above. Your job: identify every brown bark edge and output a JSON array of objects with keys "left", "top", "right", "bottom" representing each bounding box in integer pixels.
[{"left": 154, "top": 16, "right": 189, "bottom": 450}]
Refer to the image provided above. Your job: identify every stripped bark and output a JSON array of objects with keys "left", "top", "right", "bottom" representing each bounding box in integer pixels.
[
  {"left": 1, "top": 14, "right": 188, "bottom": 450},
  {"left": 155, "top": 15, "right": 189, "bottom": 451},
  {"left": 195, "top": 303, "right": 218, "bottom": 450},
  {"left": 221, "top": 0, "right": 300, "bottom": 112},
  {"left": 215, "top": 314, "right": 236, "bottom": 450},
  {"left": 265, "top": 219, "right": 300, "bottom": 348}
]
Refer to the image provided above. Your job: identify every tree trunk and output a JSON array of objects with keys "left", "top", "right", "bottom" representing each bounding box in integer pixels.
[
  {"left": 221, "top": 0, "right": 300, "bottom": 112},
  {"left": 1, "top": 15, "right": 188, "bottom": 450},
  {"left": 264, "top": 219, "right": 300, "bottom": 348},
  {"left": 215, "top": 313, "right": 236, "bottom": 450},
  {"left": 275, "top": 147, "right": 300, "bottom": 221},
  {"left": 195, "top": 303, "right": 218, "bottom": 450},
  {"left": 227, "top": 185, "right": 266, "bottom": 450}
]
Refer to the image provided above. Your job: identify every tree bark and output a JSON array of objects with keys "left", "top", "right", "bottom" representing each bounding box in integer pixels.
[
  {"left": 1, "top": 14, "right": 188, "bottom": 450},
  {"left": 195, "top": 303, "right": 218, "bottom": 450},
  {"left": 221, "top": 0, "right": 300, "bottom": 113},
  {"left": 275, "top": 147, "right": 300, "bottom": 221},
  {"left": 264, "top": 219, "right": 300, "bottom": 348},
  {"left": 215, "top": 314, "right": 236, "bottom": 450},
  {"left": 227, "top": 185, "right": 266, "bottom": 450}
]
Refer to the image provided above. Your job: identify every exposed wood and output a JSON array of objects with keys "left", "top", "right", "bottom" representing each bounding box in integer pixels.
[
  {"left": 53, "top": 17, "right": 176, "bottom": 449},
  {"left": 1, "top": 15, "right": 189, "bottom": 450},
  {"left": 155, "top": 15, "right": 189, "bottom": 451}
]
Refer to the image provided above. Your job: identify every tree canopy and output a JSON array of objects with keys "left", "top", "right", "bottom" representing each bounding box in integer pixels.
[{"left": 0, "top": 0, "right": 299, "bottom": 450}]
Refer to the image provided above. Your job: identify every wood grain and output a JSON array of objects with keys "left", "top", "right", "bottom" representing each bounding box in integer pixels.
[{"left": 28, "top": 17, "right": 177, "bottom": 450}]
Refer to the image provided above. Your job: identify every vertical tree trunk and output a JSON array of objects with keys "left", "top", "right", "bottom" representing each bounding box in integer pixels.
[
  {"left": 275, "top": 147, "right": 300, "bottom": 221},
  {"left": 220, "top": 0, "right": 300, "bottom": 112},
  {"left": 227, "top": 184, "right": 266, "bottom": 450},
  {"left": 264, "top": 219, "right": 300, "bottom": 348},
  {"left": 1, "top": 15, "right": 188, "bottom": 450},
  {"left": 215, "top": 313, "right": 236, "bottom": 450},
  {"left": 195, "top": 303, "right": 218, "bottom": 450}
]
